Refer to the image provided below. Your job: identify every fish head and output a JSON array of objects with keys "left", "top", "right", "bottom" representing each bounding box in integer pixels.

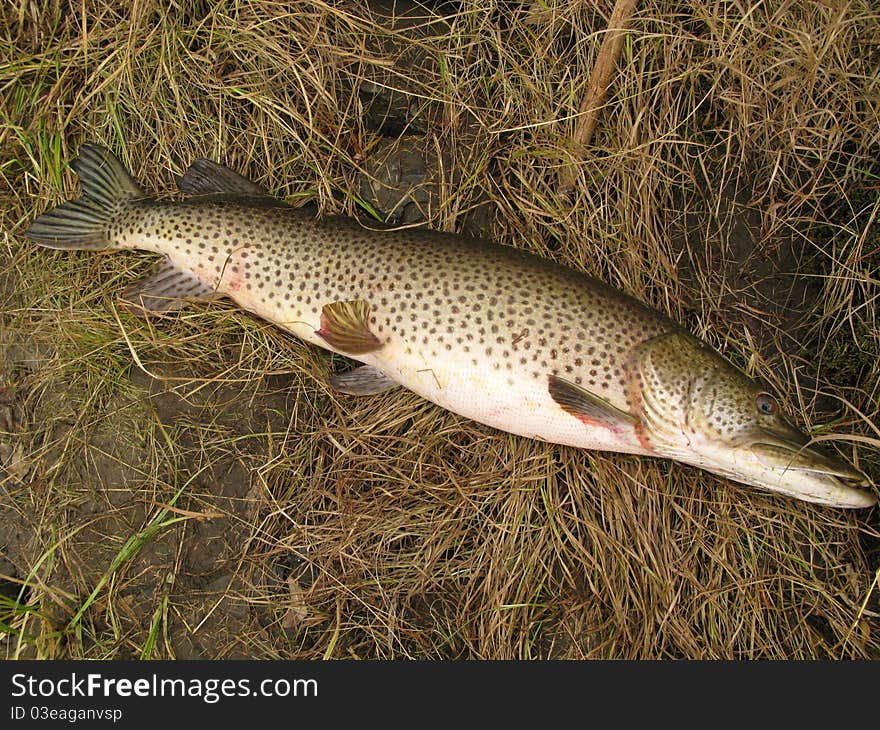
[{"left": 635, "top": 334, "right": 876, "bottom": 508}]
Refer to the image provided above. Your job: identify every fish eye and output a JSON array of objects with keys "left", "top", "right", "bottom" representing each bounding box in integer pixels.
[{"left": 756, "top": 392, "right": 777, "bottom": 415}]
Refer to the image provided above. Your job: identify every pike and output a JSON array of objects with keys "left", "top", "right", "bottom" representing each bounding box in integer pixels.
[{"left": 24, "top": 144, "right": 875, "bottom": 509}]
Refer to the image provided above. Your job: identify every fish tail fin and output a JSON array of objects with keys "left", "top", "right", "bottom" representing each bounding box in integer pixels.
[{"left": 23, "top": 144, "right": 145, "bottom": 250}]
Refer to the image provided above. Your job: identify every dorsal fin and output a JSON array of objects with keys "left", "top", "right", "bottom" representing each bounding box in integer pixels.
[{"left": 178, "top": 158, "right": 273, "bottom": 198}]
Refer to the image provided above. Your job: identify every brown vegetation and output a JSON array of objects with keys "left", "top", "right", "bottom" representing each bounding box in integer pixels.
[{"left": 0, "top": 0, "right": 878, "bottom": 658}]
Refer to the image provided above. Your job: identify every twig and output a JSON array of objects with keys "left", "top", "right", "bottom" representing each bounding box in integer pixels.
[{"left": 560, "top": 0, "right": 638, "bottom": 190}]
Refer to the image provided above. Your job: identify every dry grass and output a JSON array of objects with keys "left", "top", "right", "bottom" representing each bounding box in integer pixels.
[{"left": 1, "top": 0, "right": 878, "bottom": 659}]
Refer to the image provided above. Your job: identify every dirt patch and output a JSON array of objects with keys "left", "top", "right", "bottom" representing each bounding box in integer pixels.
[{"left": 0, "top": 323, "right": 301, "bottom": 657}]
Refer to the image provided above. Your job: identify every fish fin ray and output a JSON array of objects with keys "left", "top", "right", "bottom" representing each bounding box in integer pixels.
[
  {"left": 122, "top": 259, "right": 219, "bottom": 317},
  {"left": 329, "top": 365, "right": 399, "bottom": 396},
  {"left": 178, "top": 158, "right": 278, "bottom": 200},
  {"left": 548, "top": 375, "right": 636, "bottom": 431},
  {"left": 316, "top": 300, "right": 383, "bottom": 355},
  {"left": 24, "top": 144, "right": 144, "bottom": 250}
]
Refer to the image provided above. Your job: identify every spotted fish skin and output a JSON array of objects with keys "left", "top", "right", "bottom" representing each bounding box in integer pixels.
[
  {"left": 119, "top": 198, "right": 672, "bottom": 455},
  {"left": 24, "top": 145, "right": 876, "bottom": 508}
]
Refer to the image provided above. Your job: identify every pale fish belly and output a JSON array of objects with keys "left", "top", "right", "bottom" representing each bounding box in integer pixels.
[{"left": 360, "top": 338, "right": 652, "bottom": 456}]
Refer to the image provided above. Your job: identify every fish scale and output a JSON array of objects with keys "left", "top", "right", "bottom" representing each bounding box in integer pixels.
[{"left": 24, "top": 144, "right": 876, "bottom": 509}]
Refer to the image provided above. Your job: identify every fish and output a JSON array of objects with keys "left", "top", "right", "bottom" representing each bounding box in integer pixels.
[{"left": 24, "top": 143, "right": 876, "bottom": 509}]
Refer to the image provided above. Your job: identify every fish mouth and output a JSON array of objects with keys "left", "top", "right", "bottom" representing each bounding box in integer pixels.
[{"left": 749, "top": 438, "right": 876, "bottom": 508}]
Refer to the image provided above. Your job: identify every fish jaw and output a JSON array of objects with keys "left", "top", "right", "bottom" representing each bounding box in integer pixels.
[
  {"left": 677, "top": 434, "right": 876, "bottom": 508},
  {"left": 765, "top": 470, "right": 876, "bottom": 509},
  {"left": 697, "top": 459, "right": 875, "bottom": 508},
  {"left": 649, "top": 403, "right": 878, "bottom": 508}
]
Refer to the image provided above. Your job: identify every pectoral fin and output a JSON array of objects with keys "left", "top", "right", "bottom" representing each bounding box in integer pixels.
[
  {"left": 122, "top": 259, "right": 219, "bottom": 317},
  {"left": 316, "top": 300, "right": 383, "bottom": 355},
  {"left": 330, "top": 365, "right": 399, "bottom": 395},
  {"left": 548, "top": 375, "right": 636, "bottom": 432}
]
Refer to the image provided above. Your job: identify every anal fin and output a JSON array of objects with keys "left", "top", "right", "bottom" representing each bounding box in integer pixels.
[
  {"left": 122, "top": 259, "right": 219, "bottom": 317},
  {"left": 316, "top": 300, "right": 383, "bottom": 355},
  {"left": 548, "top": 375, "right": 636, "bottom": 432},
  {"left": 329, "top": 365, "right": 399, "bottom": 396}
]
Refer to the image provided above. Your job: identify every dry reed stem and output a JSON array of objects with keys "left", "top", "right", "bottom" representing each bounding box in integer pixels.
[{"left": 560, "top": 0, "right": 639, "bottom": 190}]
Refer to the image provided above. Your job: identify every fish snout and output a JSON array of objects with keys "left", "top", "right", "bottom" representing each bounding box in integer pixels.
[{"left": 748, "top": 436, "right": 876, "bottom": 508}]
